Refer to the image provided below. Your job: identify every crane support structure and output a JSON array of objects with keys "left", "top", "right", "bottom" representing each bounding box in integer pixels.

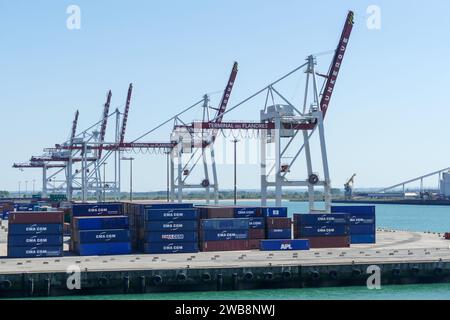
[
  {"left": 170, "top": 62, "right": 239, "bottom": 204},
  {"left": 259, "top": 11, "right": 354, "bottom": 211}
]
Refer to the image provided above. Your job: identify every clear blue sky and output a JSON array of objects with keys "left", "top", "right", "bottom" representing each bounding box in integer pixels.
[{"left": 1, "top": 0, "right": 449, "bottom": 192}]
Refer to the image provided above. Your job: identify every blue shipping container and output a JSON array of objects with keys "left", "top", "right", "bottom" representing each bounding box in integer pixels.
[
  {"left": 201, "top": 218, "right": 249, "bottom": 230},
  {"left": 200, "top": 229, "right": 249, "bottom": 241},
  {"left": 8, "top": 223, "right": 63, "bottom": 235},
  {"left": 350, "top": 234, "right": 376, "bottom": 244},
  {"left": 72, "top": 203, "right": 122, "bottom": 217},
  {"left": 298, "top": 225, "right": 348, "bottom": 237},
  {"left": 349, "top": 224, "right": 376, "bottom": 234},
  {"left": 260, "top": 239, "right": 309, "bottom": 251},
  {"left": 14, "top": 204, "right": 34, "bottom": 211},
  {"left": 76, "top": 242, "right": 131, "bottom": 256},
  {"left": 249, "top": 217, "right": 265, "bottom": 229},
  {"left": 350, "top": 216, "right": 376, "bottom": 225},
  {"left": 294, "top": 213, "right": 349, "bottom": 225},
  {"left": 261, "top": 207, "right": 288, "bottom": 217},
  {"left": 233, "top": 207, "right": 259, "bottom": 218},
  {"left": 145, "top": 209, "right": 199, "bottom": 221},
  {"left": 145, "top": 220, "right": 198, "bottom": 232},
  {"left": 77, "top": 229, "right": 130, "bottom": 243},
  {"left": 266, "top": 228, "right": 292, "bottom": 239},
  {"left": 331, "top": 205, "right": 375, "bottom": 216},
  {"left": 8, "top": 234, "right": 63, "bottom": 246},
  {"left": 144, "top": 242, "right": 198, "bottom": 254},
  {"left": 74, "top": 216, "right": 129, "bottom": 230},
  {"left": 8, "top": 246, "right": 63, "bottom": 258},
  {"left": 145, "top": 231, "right": 198, "bottom": 242}
]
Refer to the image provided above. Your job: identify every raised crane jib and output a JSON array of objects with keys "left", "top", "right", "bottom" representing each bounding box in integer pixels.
[
  {"left": 119, "top": 83, "right": 133, "bottom": 145},
  {"left": 213, "top": 61, "right": 238, "bottom": 124},
  {"left": 70, "top": 110, "right": 79, "bottom": 146},
  {"left": 98, "top": 90, "right": 112, "bottom": 159},
  {"left": 320, "top": 10, "right": 354, "bottom": 119}
]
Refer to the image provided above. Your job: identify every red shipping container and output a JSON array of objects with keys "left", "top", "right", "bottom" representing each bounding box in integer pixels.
[
  {"left": 203, "top": 207, "right": 235, "bottom": 219},
  {"left": 303, "top": 236, "right": 350, "bottom": 248},
  {"left": 249, "top": 239, "right": 261, "bottom": 250},
  {"left": 9, "top": 211, "right": 64, "bottom": 224},
  {"left": 249, "top": 229, "right": 265, "bottom": 239},
  {"left": 266, "top": 217, "right": 291, "bottom": 229},
  {"left": 199, "top": 240, "right": 250, "bottom": 252},
  {"left": 445, "top": 233, "right": 450, "bottom": 240}
]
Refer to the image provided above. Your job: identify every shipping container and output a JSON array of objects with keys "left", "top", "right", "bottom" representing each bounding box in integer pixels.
[
  {"left": 350, "top": 216, "right": 376, "bottom": 225},
  {"left": 266, "top": 217, "right": 291, "bottom": 229},
  {"left": 200, "top": 229, "right": 249, "bottom": 241},
  {"left": 331, "top": 205, "right": 375, "bottom": 216},
  {"left": 75, "top": 242, "right": 132, "bottom": 256},
  {"left": 72, "top": 203, "right": 123, "bottom": 217},
  {"left": 248, "top": 217, "right": 265, "bottom": 229},
  {"left": 75, "top": 229, "right": 130, "bottom": 243},
  {"left": 144, "top": 231, "right": 198, "bottom": 242},
  {"left": 8, "top": 246, "right": 63, "bottom": 258},
  {"left": 293, "top": 213, "right": 349, "bottom": 225},
  {"left": 197, "top": 207, "right": 234, "bottom": 219},
  {"left": 200, "top": 218, "right": 249, "bottom": 230},
  {"left": 14, "top": 204, "right": 34, "bottom": 211},
  {"left": 73, "top": 216, "right": 129, "bottom": 230},
  {"left": 144, "top": 208, "right": 199, "bottom": 221},
  {"left": 261, "top": 207, "right": 288, "bottom": 217},
  {"left": 9, "top": 212, "right": 64, "bottom": 224},
  {"left": 145, "top": 220, "right": 198, "bottom": 232},
  {"left": 143, "top": 242, "right": 198, "bottom": 254},
  {"left": 266, "top": 228, "right": 292, "bottom": 239},
  {"left": 350, "top": 234, "right": 376, "bottom": 244},
  {"left": 305, "top": 236, "right": 350, "bottom": 248},
  {"left": 8, "top": 234, "right": 63, "bottom": 247},
  {"left": 233, "top": 207, "right": 261, "bottom": 218},
  {"left": 296, "top": 225, "right": 348, "bottom": 237},
  {"left": 260, "top": 239, "right": 310, "bottom": 251},
  {"left": 249, "top": 239, "right": 261, "bottom": 250},
  {"left": 349, "top": 224, "right": 376, "bottom": 234},
  {"left": 249, "top": 229, "right": 265, "bottom": 239},
  {"left": 199, "top": 240, "right": 250, "bottom": 252},
  {"left": 8, "top": 223, "right": 64, "bottom": 235}
]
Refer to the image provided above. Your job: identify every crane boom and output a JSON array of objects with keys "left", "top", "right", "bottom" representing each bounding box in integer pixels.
[
  {"left": 98, "top": 90, "right": 112, "bottom": 159},
  {"left": 213, "top": 61, "right": 238, "bottom": 124},
  {"left": 320, "top": 10, "right": 354, "bottom": 118},
  {"left": 119, "top": 84, "right": 133, "bottom": 144},
  {"left": 70, "top": 110, "right": 79, "bottom": 145}
]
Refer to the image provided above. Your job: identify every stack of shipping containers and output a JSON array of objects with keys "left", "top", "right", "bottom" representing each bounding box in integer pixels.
[
  {"left": 8, "top": 211, "right": 64, "bottom": 258},
  {"left": 142, "top": 207, "right": 199, "bottom": 254},
  {"left": 70, "top": 203, "right": 130, "bottom": 255},
  {"left": 199, "top": 218, "right": 250, "bottom": 252},
  {"left": 265, "top": 217, "right": 292, "bottom": 240},
  {"left": 197, "top": 206, "right": 262, "bottom": 251},
  {"left": 293, "top": 213, "right": 351, "bottom": 248},
  {"left": 122, "top": 202, "right": 197, "bottom": 254},
  {"left": 0, "top": 201, "right": 13, "bottom": 220},
  {"left": 72, "top": 216, "right": 131, "bottom": 256},
  {"left": 331, "top": 206, "right": 376, "bottom": 244}
]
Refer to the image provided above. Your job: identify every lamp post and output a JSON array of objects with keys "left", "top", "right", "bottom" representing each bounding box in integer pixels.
[
  {"left": 232, "top": 139, "right": 239, "bottom": 205},
  {"left": 103, "top": 162, "right": 107, "bottom": 202},
  {"left": 121, "top": 157, "right": 134, "bottom": 202},
  {"left": 166, "top": 151, "right": 170, "bottom": 202}
]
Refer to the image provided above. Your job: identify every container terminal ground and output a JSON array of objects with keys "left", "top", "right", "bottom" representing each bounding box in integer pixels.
[{"left": 1, "top": 224, "right": 450, "bottom": 298}]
